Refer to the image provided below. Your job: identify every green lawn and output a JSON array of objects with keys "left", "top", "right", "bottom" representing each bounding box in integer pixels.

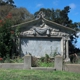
[{"left": 0, "top": 69, "right": 80, "bottom": 80}]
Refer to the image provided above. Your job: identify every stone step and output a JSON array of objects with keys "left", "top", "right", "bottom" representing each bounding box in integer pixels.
[{"left": 31, "top": 67, "right": 56, "bottom": 71}]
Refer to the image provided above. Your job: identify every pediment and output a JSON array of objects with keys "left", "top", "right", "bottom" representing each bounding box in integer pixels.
[
  {"left": 20, "top": 20, "right": 69, "bottom": 38},
  {"left": 13, "top": 11, "right": 75, "bottom": 38}
]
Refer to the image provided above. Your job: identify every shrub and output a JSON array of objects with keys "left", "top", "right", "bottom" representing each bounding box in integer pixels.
[{"left": 45, "top": 54, "right": 49, "bottom": 63}]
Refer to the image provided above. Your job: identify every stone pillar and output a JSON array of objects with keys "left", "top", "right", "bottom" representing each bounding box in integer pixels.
[
  {"left": 61, "top": 38, "right": 63, "bottom": 56},
  {"left": 54, "top": 55, "right": 63, "bottom": 70},
  {"left": 65, "top": 40, "right": 70, "bottom": 61},
  {"left": 63, "top": 39, "right": 66, "bottom": 59},
  {"left": 19, "top": 38, "right": 22, "bottom": 57},
  {"left": 23, "top": 55, "right": 32, "bottom": 69}
]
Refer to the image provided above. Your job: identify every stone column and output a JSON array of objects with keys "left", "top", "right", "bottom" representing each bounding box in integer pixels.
[
  {"left": 61, "top": 38, "right": 63, "bottom": 56},
  {"left": 65, "top": 40, "right": 70, "bottom": 62},
  {"left": 18, "top": 38, "right": 21, "bottom": 57},
  {"left": 23, "top": 55, "right": 32, "bottom": 69},
  {"left": 63, "top": 38, "right": 66, "bottom": 59}
]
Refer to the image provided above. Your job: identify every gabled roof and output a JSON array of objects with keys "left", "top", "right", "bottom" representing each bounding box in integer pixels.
[{"left": 12, "top": 11, "right": 76, "bottom": 33}]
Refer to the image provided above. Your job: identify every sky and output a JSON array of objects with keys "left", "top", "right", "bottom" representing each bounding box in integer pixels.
[{"left": 14, "top": 0, "right": 80, "bottom": 48}]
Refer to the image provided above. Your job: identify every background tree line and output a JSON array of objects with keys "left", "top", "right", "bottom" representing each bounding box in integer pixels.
[
  {"left": 0, "top": 0, "right": 80, "bottom": 58},
  {"left": 0, "top": 0, "right": 34, "bottom": 25}
]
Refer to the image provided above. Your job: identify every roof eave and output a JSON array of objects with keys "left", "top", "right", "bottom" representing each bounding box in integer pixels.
[{"left": 43, "top": 18, "right": 76, "bottom": 33}]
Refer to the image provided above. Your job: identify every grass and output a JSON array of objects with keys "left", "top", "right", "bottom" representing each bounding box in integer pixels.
[
  {"left": 36, "top": 60, "right": 54, "bottom": 67},
  {"left": 1, "top": 57, "right": 24, "bottom": 63},
  {"left": 0, "top": 69, "right": 80, "bottom": 80}
]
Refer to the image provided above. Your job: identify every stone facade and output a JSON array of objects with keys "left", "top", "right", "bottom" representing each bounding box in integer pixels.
[
  {"left": 14, "top": 12, "right": 75, "bottom": 60},
  {"left": 21, "top": 38, "right": 61, "bottom": 58}
]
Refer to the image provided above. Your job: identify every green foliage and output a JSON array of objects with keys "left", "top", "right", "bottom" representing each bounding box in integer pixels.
[
  {"left": 10, "top": 57, "right": 24, "bottom": 63},
  {"left": 9, "top": 7, "right": 34, "bottom": 25},
  {"left": 36, "top": 60, "right": 54, "bottom": 67},
  {"left": 0, "top": 0, "right": 33, "bottom": 25},
  {"left": 32, "top": 54, "right": 54, "bottom": 67},
  {"left": 34, "top": 6, "right": 72, "bottom": 26},
  {"left": 2, "top": 56, "right": 24, "bottom": 63},
  {"left": 0, "top": 19, "right": 15, "bottom": 58},
  {"left": 0, "top": 0, "right": 15, "bottom": 7}
]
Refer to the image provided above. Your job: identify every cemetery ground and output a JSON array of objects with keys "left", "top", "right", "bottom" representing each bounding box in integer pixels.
[{"left": 0, "top": 69, "right": 80, "bottom": 80}]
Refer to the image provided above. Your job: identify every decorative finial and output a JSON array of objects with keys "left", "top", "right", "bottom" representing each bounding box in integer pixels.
[{"left": 37, "top": 11, "right": 45, "bottom": 19}]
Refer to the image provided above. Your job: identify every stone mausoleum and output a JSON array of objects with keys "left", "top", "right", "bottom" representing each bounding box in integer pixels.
[{"left": 14, "top": 12, "right": 75, "bottom": 61}]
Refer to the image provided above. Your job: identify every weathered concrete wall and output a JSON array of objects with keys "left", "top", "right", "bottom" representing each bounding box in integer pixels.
[
  {"left": 31, "top": 67, "right": 56, "bottom": 70},
  {"left": 1, "top": 55, "right": 80, "bottom": 73},
  {"left": 21, "top": 38, "right": 61, "bottom": 58},
  {"left": 64, "top": 64, "right": 80, "bottom": 73},
  {"left": 0, "top": 63, "right": 24, "bottom": 69},
  {"left": 0, "top": 55, "right": 32, "bottom": 69}
]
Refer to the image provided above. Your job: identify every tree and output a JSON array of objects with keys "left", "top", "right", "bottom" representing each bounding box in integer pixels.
[
  {"left": 9, "top": 7, "right": 34, "bottom": 24},
  {"left": 0, "top": 13, "right": 15, "bottom": 58},
  {"left": 0, "top": 0, "right": 15, "bottom": 20},
  {"left": 0, "top": 5, "right": 13, "bottom": 19},
  {"left": 0, "top": 0, "right": 34, "bottom": 25},
  {"left": 0, "top": 0, "right": 34, "bottom": 58},
  {"left": 0, "top": 5, "right": 34, "bottom": 25},
  {"left": 0, "top": 0, "right": 15, "bottom": 7}
]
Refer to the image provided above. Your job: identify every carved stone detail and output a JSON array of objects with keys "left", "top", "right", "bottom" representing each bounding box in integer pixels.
[
  {"left": 51, "top": 30, "right": 69, "bottom": 38},
  {"left": 20, "top": 20, "right": 70, "bottom": 38},
  {"left": 34, "top": 26, "right": 50, "bottom": 35},
  {"left": 36, "top": 11, "right": 45, "bottom": 19},
  {"left": 20, "top": 27, "right": 70, "bottom": 38},
  {"left": 20, "top": 30, "right": 35, "bottom": 36},
  {"left": 39, "top": 20, "right": 45, "bottom": 28},
  {"left": 63, "top": 39, "right": 66, "bottom": 56}
]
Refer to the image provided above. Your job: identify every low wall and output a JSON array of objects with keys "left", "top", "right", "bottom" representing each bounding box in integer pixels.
[
  {"left": 0, "top": 55, "right": 32, "bottom": 69},
  {"left": 0, "top": 63, "right": 24, "bottom": 69},
  {"left": 31, "top": 67, "right": 56, "bottom": 70},
  {"left": 0, "top": 55, "right": 62, "bottom": 70},
  {"left": 64, "top": 64, "right": 80, "bottom": 73}
]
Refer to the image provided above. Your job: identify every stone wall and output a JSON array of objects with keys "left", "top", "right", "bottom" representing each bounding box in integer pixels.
[
  {"left": 21, "top": 38, "right": 61, "bottom": 58},
  {"left": 0, "top": 63, "right": 24, "bottom": 69},
  {"left": 64, "top": 64, "right": 80, "bottom": 73},
  {"left": 0, "top": 55, "right": 32, "bottom": 69},
  {"left": 0, "top": 55, "right": 80, "bottom": 73}
]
